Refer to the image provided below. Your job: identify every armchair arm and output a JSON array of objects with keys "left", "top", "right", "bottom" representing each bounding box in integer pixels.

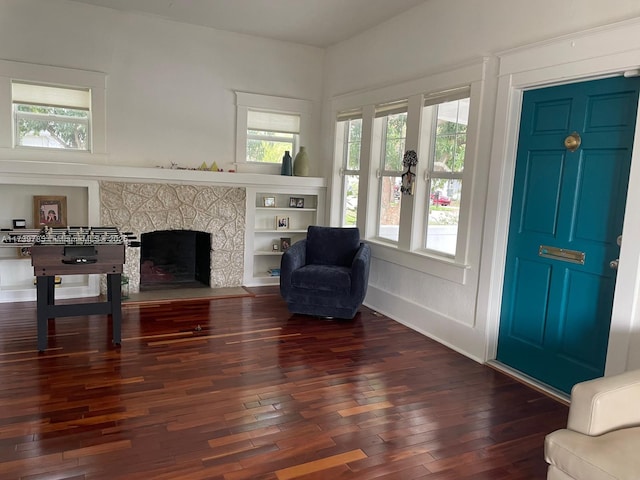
[
  {"left": 280, "top": 239, "right": 306, "bottom": 298},
  {"left": 350, "top": 242, "right": 371, "bottom": 301},
  {"left": 567, "top": 369, "right": 640, "bottom": 436}
]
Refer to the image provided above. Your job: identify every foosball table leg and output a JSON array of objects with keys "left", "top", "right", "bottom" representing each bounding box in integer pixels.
[
  {"left": 36, "top": 276, "right": 53, "bottom": 352},
  {"left": 107, "top": 273, "right": 122, "bottom": 346}
]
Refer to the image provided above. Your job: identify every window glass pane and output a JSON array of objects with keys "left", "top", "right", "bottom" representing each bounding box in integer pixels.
[
  {"left": 433, "top": 99, "right": 468, "bottom": 173},
  {"left": 378, "top": 176, "right": 402, "bottom": 241},
  {"left": 426, "top": 178, "right": 461, "bottom": 255},
  {"left": 347, "top": 119, "right": 362, "bottom": 170},
  {"left": 15, "top": 104, "right": 89, "bottom": 150},
  {"left": 247, "top": 130, "right": 295, "bottom": 163},
  {"left": 383, "top": 113, "right": 406, "bottom": 171},
  {"left": 343, "top": 174, "right": 359, "bottom": 227}
]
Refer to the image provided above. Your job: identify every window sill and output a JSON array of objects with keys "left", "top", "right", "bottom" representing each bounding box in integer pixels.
[{"left": 366, "top": 239, "right": 470, "bottom": 285}]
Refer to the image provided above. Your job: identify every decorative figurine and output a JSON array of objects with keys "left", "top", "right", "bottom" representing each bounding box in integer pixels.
[{"left": 401, "top": 150, "right": 418, "bottom": 195}]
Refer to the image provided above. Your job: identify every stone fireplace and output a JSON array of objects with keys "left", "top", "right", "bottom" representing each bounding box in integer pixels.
[{"left": 100, "top": 181, "right": 245, "bottom": 294}]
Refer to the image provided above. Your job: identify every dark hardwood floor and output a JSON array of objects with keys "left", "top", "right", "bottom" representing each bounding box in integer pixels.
[{"left": 0, "top": 287, "right": 567, "bottom": 479}]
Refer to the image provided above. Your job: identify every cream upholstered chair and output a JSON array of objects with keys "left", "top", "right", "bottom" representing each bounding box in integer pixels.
[{"left": 545, "top": 369, "right": 640, "bottom": 479}]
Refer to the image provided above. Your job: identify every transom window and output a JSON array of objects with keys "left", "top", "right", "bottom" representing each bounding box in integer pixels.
[{"left": 12, "top": 82, "right": 91, "bottom": 151}]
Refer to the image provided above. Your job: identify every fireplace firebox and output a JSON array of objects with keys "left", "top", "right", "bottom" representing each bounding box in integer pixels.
[{"left": 140, "top": 230, "right": 211, "bottom": 290}]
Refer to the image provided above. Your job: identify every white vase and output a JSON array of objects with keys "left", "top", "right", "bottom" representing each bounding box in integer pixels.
[{"left": 293, "top": 147, "right": 309, "bottom": 177}]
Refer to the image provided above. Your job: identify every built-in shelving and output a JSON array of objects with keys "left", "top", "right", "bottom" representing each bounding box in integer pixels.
[{"left": 245, "top": 187, "right": 325, "bottom": 286}]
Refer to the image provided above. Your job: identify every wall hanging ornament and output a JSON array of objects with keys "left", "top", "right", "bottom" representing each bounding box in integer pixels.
[{"left": 401, "top": 150, "right": 418, "bottom": 195}]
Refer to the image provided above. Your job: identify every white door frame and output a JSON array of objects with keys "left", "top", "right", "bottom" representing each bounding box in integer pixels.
[{"left": 479, "top": 18, "right": 640, "bottom": 376}]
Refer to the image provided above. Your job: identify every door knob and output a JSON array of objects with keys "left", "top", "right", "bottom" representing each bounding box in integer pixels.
[
  {"left": 564, "top": 132, "right": 582, "bottom": 152},
  {"left": 610, "top": 259, "right": 619, "bottom": 270}
]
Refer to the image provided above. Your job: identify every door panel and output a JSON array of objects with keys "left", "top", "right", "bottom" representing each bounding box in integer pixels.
[
  {"left": 497, "top": 76, "right": 640, "bottom": 394},
  {"left": 509, "top": 258, "right": 551, "bottom": 346},
  {"left": 522, "top": 152, "right": 564, "bottom": 235}
]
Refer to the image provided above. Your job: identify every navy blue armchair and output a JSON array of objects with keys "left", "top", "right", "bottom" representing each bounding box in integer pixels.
[{"left": 279, "top": 226, "right": 371, "bottom": 319}]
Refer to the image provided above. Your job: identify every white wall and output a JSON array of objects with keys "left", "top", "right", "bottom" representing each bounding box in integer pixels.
[
  {"left": 0, "top": 0, "right": 325, "bottom": 173},
  {"left": 324, "top": 0, "right": 640, "bottom": 98},
  {"left": 322, "top": 0, "right": 640, "bottom": 374}
]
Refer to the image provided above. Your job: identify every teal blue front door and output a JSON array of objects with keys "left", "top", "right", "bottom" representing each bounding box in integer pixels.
[{"left": 497, "top": 76, "right": 640, "bottom": 394}]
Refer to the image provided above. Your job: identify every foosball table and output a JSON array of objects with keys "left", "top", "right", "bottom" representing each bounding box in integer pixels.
[{"left": 30, "top": 226, "right": 138, "bottom": 352}]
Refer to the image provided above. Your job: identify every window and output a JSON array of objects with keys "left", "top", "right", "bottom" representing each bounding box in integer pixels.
[
  {"left": 246, "top": 110, "right": 300, "bottom": 163},
  {"left": 235, "top": 92, "right": 311, "bottom": 171},
  {"left": 12, "top": 82, "right": 91, "bottom": 151},
  {"left": 422, "top": 92, "right": 469, "bottom": 256},
  {"left": 375, "top": 102, "right": 407, "bottom": 242},
  {"left": 330, "top": 61, "right": 484, "bottom": 282},
  {"left": 336, "top": 112, "right": 362, "bottom": 226}
]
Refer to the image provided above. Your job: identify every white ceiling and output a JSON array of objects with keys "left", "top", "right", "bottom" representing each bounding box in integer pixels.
[{"left": 67, "top": 0, "right": 429, "bottom": 48}]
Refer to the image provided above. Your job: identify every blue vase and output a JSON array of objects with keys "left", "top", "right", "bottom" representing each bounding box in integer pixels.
[{"left": 281, "top": 151, "right": 293, "bottom": 176}]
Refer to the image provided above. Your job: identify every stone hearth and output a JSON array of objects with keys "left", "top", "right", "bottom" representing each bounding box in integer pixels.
[{"left": 100, "top": 181, "right": 245, "bottom": 293}]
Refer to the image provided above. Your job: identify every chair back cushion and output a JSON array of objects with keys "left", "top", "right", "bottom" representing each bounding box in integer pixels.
[{"left": 306, "top": 226, "right": 360, "bottom": 267}]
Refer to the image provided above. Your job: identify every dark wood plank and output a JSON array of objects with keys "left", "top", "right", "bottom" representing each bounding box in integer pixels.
[{"left": 0, "top": 287, "right": 568, "bottom": 479}]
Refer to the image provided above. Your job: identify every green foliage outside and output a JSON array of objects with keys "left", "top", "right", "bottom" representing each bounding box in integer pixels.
[
  {"left": 383, "top": 113, "right": 407, "bottom": 171},
  {"left": 16, "top": 104, "right": 88, "bottom": 149},
  {"left": 431, "top": 103, "right": 467, "bottom": 195},
  {"left": 344, "top": 175, "right": 359, "bottom": 226},
  {"left": 434, "top": 119, "right": 466, "bottom": 172},
  {"left": 247, "top": 130, "right": 294, "bottom": 163},
  {"left": 347, "top": 120, "right": 362, "bottom": 170}
]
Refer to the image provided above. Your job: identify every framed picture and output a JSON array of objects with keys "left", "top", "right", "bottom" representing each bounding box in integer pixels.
[
  {"left": 289, "top": 197, "right": 304, "bottom": 208},
  {"left": 263, "top": 196, "right": 276, "bottom": 207},
  {"left": 275, "top": 215, "right": 289, "bottom": 230},
  {"left": 272, "top": 242, "right": 280, "bottom": 252},
  {"left": 280, "top": 237, "right": 292, "bottom": 251},
  {"left": 33, "top": 196, "right": 67, "bottom": 228}
]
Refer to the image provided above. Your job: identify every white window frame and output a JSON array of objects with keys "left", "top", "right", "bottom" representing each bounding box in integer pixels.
[
  {"left": 421, "top": 89, "right": 471, "bottom": 258},
  {"left": 374, "top": 104, "right": 408, "bottom": 243},
  {"left": 235, "top": 92, "right": 311, "bottom": 174},
  {"left": 0, "top": 59, "right": 106, "bottom": 162}
]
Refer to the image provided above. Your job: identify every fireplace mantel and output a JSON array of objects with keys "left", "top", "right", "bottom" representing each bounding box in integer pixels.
[
  {"left": 0, "top": 160, "right": 326, "bottom": 189},
  {"left": 0, "top": 160, "right": 326, "bottom": 302}
]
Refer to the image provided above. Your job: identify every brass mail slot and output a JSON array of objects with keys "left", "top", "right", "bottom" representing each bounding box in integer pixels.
[{"left": 539, "top": 245, "right": 585, "bottom": 265}]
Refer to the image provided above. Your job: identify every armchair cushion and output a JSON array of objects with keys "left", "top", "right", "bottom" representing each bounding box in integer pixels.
[
  {"left": 306, "top": 225, "right": 361, "bottom": 267},
  {"left": 546, "top": 426, "right": 640, "bottom": 480},
  {"left": 291, "top": 265, "right": 352, "bottom": 292}
]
